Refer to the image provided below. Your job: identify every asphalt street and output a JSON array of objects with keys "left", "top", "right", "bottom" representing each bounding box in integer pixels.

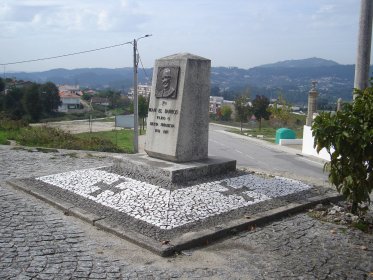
[{"left": 208, "top": 124, "right": 328, "bottom": 185}]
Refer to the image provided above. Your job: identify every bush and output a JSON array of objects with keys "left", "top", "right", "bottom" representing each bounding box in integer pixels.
[
  {"left": 312, "top": 84, "right": 373, "bottom": 214},
  {"left": 0, "top": 114, "right": 28, "bottom": 130}
]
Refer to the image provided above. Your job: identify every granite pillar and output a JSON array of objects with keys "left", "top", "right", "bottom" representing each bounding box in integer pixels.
[{"left": 306, "top": 81, "right": 318, "bottom": 127}]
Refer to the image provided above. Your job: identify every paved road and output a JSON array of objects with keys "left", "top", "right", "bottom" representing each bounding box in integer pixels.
[
  {"left": 209, "top": 124, "right": 328, "bottom": 185},
  {"left": 1, "top": 146, "right": 373, "bottom": 279}
]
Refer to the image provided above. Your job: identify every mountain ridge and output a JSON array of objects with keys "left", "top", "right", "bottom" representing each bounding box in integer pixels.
[
  {"left": 257, "top": 57, "right": 340, "bottom": 68},
  {"left": 5, "top": 57, "right": 365, "bottom": 104}
]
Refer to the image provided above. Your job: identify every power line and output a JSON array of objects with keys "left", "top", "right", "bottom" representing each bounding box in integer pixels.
[
  {"left": 136, "top": 49, "right": 150, "bottom": 83},
  {"left": 138, "top": 54, "right": 150, "bottom": 82},
  {"left": 0, "top": 41, "right": 133, "bottom": 66}
]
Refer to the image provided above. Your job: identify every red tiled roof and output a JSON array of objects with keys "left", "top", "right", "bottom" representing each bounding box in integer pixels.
[{"left": 59, "top": 91, "right": 80, "bottom": 98}]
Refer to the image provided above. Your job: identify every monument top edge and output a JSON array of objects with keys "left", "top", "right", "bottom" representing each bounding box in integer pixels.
[{"left": 158, "top": 53, "right": 210, "bottom": 61}]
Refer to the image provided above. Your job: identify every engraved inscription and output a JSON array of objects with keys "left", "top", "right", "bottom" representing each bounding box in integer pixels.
[
  {"left": 148, "top": 105, "right": 179, "bottom": 135},
  {"left": 155, "top": 67, "right": 179, "bottom": 99}
]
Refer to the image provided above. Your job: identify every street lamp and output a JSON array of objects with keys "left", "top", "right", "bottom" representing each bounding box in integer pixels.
[{"left": 132, "top": 34, "right": 152, "bottom": 153}]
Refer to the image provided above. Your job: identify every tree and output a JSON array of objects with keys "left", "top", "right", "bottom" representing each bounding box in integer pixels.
[
  {"left": 138, "top": 95, "right": 149, "bottom": 133},
  {"left": 0, "top": 78, "right": 5, "bottom": 93},
  {"left": 40, "top": 82, "right": 61, "bottom": 114},
  {"left": 234, "top": 95, "right": 251, "bottom": 133},
  {"left": 22, "top": 84, "right": 42, "bottom": 121},
  {"left": 0, "top": 78, "right": 5, "bottom": 111},
  {"left": 220, "top": 105, "right": 232, "bottom": 121},
  {"left": 3, "top": 87, "right": 25, "bottom": 119},
  {"left": 252, "top": 95, "right": 270, "bottom": 130},
  {"left": 268, "top": 95, "right": 292, "bottom": 127},
  {"left": 82, "top": 92, "right": 91, "bottom": 101},
  {"left": 312, "top": 85, "right": 373, "bottom": 215}
]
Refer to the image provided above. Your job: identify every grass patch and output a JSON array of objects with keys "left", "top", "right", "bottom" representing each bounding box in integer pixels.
[
  {"left": 9, "top": 126, "right": 131, "bottom": 153},
  {"left": 211, "top": 112, "right": 305, "bottom": 141},
  {"left": 76, "top": 129, "right": 134, "bottom": 153},
  {"left": 0, "top": 115, "right": 134, "bottom": 153},
  {"left": 0, "top": 117, "right": 28, "bottom": 145},
  {"left": 229, "top": 127, "right": 277, "bottom": 142},
  {"left": 0, "top": 131, "right": 10, "bottom": 145},
  {"left": 40, "top": 111, "right": 107, "bottom": 122},
  {"left": 352, "top": 220, "right": 373, "bottom": 234}
]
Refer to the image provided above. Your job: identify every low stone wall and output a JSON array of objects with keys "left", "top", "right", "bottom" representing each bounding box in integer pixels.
[
  {"left": 279, "top": 139, "right": 303, "bottom": 146},
  {"left": 302, "top": 125, "right": 331, "bottom": 161}
]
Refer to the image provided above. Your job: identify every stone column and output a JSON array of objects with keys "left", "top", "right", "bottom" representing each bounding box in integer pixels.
[
  {"left": 354, "top": 0, "right": 373, "bottom": 93},
  {"left": 306, "top": 81, "right": 318, "bottom": 126},
  {"left": 337, "top": 98, "right": 343, "bottom": 112}
]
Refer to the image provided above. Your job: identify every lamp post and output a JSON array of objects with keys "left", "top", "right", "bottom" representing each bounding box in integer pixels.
[
  {"left": 132, "top": 34, "right": 152, "bottom": 153},
  {"left": 354, "top": 0, "right": 373, "bottom": 95}
]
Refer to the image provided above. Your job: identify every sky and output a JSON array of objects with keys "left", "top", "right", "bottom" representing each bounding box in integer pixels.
[{"left": 0, "top": 0, "right": 366, "bottom": 72}]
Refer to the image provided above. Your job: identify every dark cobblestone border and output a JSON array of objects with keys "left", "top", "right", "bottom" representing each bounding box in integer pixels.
[{"left": 8, "top": 169, "right": 342, "bottom": 256}]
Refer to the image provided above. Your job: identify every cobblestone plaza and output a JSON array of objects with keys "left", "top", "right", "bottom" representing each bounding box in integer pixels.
[{"left": 1, "top": 146, "right": 372, "bottom": 279}]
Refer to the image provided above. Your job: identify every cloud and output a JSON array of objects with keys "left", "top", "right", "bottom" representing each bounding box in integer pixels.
[{"left": 0, "top": 0, "right": 149, "bottom": 37}]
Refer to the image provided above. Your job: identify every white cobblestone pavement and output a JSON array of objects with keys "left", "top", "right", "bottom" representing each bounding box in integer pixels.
[
  {"left": 36, "top": 169, "right": 311, "bottom": 229},
  {"left": 1, "top": 145, "right": 373, "bottom": 279}
]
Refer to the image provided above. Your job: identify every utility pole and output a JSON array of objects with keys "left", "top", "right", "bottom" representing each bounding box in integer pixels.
[
  {"left": 133, "top": 39, "right": 139, "bottom": 153},
  {"left": 354, "top": 0, "right": 373, "bottom": 95},
  {"left": 132, "top": 34, "right": 152, "bottom": 153}
]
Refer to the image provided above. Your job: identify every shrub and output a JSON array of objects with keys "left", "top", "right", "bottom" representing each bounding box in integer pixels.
[{"left": 312, "top": 84, "right": 373, "bottom": 214}]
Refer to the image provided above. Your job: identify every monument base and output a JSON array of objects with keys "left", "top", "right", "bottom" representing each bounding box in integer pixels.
[{"left": 112, "top": 153, "right": 236, "bottom": 184}]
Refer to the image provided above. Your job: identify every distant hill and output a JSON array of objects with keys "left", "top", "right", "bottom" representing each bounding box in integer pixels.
[
  {"left": 9, "top": 67, "right": 141, "bottom": 91},
  {"left": 258, "top": 57, "right": 340, "bottom": 68},
  {"left": 6, "top": 57, "right": 366, "bottom": 105}
]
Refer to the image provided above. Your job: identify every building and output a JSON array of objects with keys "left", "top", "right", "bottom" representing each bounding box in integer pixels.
[
  {"left": 209, "top": 96, "right": 240, "bottom": 119},
  {"left": 91, "top": 97, "right": 110, "bottom": 106},
  {"left": 57, "top": 85, "right": 83, "bottom": 112},
  {"left": 128, "top": 84, "right": 151, "bottom": 100},
  {"left": 209, "top": 96, "right": 224, "bottom": 114}
]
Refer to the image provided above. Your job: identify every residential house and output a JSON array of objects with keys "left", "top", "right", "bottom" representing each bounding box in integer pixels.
[
  {"left": 128, "top": 84, "right": 151, "bottom": 100},
  {"left": 57, "top": 85, "right": 83, "bottom": 112}
]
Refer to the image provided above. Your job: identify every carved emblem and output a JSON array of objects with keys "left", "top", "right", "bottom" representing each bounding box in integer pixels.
[{"left": 155, "top": 67, "right": 179, "bottom": 99}]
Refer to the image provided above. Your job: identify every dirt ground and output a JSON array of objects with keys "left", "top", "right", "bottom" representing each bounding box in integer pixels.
[{"left": 31, "top": 119, "right": 116, "bottom": 134}]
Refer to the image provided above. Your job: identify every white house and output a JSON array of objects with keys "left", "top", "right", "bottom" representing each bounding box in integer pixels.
[
  {"left": 57, "top": 85, "right": 83, "bottom": 112},
  {"left": 128, "top": 84, "right": 151, "bottom": 100}
]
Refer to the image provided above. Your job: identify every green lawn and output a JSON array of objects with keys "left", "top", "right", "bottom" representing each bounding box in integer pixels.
[
  {"left": 229, "top": 126, "right": 303, "bottom": 143},
  {"left": 0, "top": 130, "right": 10, "bottom": 145},
  {"left": 0, "top": 122, "right": 134, "bottom": 153},
  {"left": 76, "top": 129, "right": 134, "bottom": 153},
  {"left": 212, "top": 113, "right": 305, "bottom": 143}
]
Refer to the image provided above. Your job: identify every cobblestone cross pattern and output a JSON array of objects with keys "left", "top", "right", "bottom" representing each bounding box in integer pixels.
[
  {"left": 36, "top": 168, "right": 312, "bottom": 230},
  {"left": 89, "top": 178, "right": 128, "bottom": 197}
]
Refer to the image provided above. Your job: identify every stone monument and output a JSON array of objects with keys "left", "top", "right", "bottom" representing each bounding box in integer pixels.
[
  {"left": 114, "top": 53, "right": 236, "bottom": 183},
  {"left": 145, "top": 53, "right": 210, "bottom": 162}
]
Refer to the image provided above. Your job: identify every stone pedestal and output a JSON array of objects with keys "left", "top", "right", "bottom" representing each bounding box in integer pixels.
[
  {"left": 145, "top": 53, "right": 211, "bottom": 162},
  {"left": 113, "top": 154, "right": 236, "bottom": 185},
  {"left": 306, "top": 81, "right": 318, "bottom": 126}
]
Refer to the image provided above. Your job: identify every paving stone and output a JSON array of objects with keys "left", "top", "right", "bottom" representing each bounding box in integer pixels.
[{"left": 0, "top": 145, "right": 372, "bottom": 279}]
